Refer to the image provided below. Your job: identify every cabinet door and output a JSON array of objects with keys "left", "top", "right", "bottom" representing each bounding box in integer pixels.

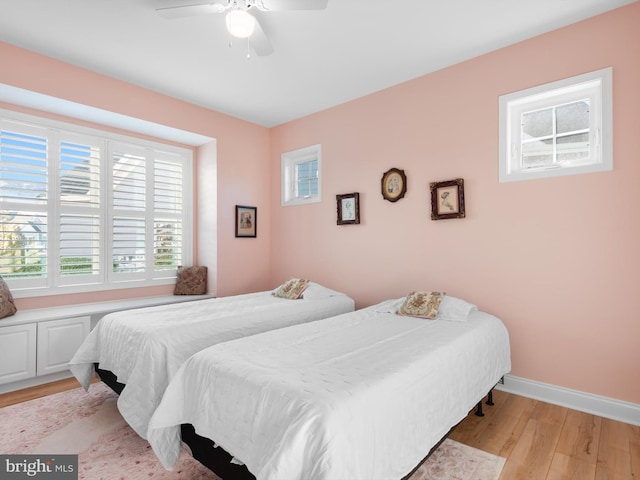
[
  {"left": 37, "top": 316, "right": 90, "bottom": 376},
  {"left": 0, "top": 323, "right": 37, "bottom": 385}
]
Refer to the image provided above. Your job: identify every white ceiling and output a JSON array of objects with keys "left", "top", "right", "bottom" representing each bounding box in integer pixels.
[{"left": 0, "top": 0, "right": 636, "bottom": 128}]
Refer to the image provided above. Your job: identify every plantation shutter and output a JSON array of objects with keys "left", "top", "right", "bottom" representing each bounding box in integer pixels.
[
  {"left": 111, "top": 145, "right": 147, "bottom": 278},
  {"left": 58, "top": 134, "right": 102, "bottom": 284},
  {"left": 0, "top": 109, "right": 193, "bottom": 294},
  {"left": 153, "top": 154, "right": 183, "bottom": 271},
  {"left": 0, "top": 121, "right": 49, "bottom": 285}
]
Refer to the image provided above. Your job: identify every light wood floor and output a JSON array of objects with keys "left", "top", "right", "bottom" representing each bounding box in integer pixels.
[
  {"left": 1, "top": 379, "right": 638, "bottom": 479},
  {"left": 0, "top": 377, "right": 87, "bottom": 408},
  {"left": 449, "top": 389, "right": 640, "bottom": 480}
]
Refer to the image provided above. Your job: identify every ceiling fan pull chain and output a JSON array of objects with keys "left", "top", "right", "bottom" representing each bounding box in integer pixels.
[{"left": 247, "top": 37, "right": 251, "bottom": 59}]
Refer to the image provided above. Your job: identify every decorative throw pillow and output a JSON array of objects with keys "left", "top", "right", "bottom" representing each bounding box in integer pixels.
[
  {"left": 0, "top": 275, "right": 17, "bottom": 319},
  {"left": 272, "top": 278, "right": 309, "bottom": 300},
  {"left": 174, "top": 266, "right": 208, "bottom": 295},
  {"left": 398, "top": 291, "right": 444, "bottom": 319}
]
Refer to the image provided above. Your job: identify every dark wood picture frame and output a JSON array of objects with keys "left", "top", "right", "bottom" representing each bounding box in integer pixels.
[
  {"left": 381, "top": 168, "right": 407, "bottom": 202},
  {"left": 235, "top": 205, "right": 257, "bottom": 237},
  {"left": 336, "top": 193, "right": 360, "bottom": 225},
  {"left": 430, "top": 179, "right": 465, "bottom": 220}
]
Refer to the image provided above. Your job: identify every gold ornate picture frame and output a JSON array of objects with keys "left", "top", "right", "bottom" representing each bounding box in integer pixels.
[{"left": 430, "top": 179, "right": 465, "bottom": 220}]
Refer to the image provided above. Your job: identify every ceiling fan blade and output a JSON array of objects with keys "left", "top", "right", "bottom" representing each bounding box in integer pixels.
[
  {"left": 156, "top": 2, "right": 228, "bottom": 19},
  {"left": 255, "top": 0, "right": 328, "bottom": 11},
  {"left": 251, "top": 18, "right": 274, "bottom": 56}
]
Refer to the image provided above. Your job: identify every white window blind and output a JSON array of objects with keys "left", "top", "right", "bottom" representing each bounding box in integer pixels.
[
  {"left": 0, "top": 110, "right": 193, "bottom": 296},
  {"left": 58, "top": 133, "right": 102, "bottom": 286},
  {"left": 111, "top": 145, "right": 147, "bottom": 279},
  {"left": 154, "top": 154, "right": 183, "bottom": 272},
  {"left": 0, "top": 122, "right": 49, "bottom": 288}
]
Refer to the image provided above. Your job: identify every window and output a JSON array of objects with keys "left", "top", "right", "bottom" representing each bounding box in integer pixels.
[
  {"left": 0, "top": 110, "right": 193, "bottom": 297},
  {"left": 282, "top": 144, "right": 321, "bottom": 206},
  {"left": 499, "top": 68, "right": 612, "bottom": 182}
]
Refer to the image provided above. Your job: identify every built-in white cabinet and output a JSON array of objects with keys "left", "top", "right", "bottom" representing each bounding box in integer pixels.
[
  {"left": 36, "top": 316, "right": 90, "bottom": 376},
  {"left": 0, "top": 316, "right": 90, "bottom": 385},
  {"left": 0, "top": 323, "right": 37, "bottom": 384},
  {"left": 0, "top": 294, "right": 212, "bottom": 393}
]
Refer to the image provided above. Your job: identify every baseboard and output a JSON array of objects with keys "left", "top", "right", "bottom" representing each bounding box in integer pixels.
[
  {"left": 496, "top": 374, "right": 640, "bottom": 427},
  {"left": 0, "top": 371, "right": 73, "bottom": 395}
]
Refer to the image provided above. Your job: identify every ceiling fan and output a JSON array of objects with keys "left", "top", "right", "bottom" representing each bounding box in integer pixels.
[{"left": 156, "top": 0, "right": 328, "bottom": 56}]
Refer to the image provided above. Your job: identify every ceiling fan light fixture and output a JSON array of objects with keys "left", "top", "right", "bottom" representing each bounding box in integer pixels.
[{"left": 226, "top": 9, "right": 256, "bottom": 38}]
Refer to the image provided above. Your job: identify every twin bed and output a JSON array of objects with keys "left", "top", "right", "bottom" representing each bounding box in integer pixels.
[
  {"left": 69, "top": 281, "right": 355, "bottom": 438},
  {"left": 70, "top": 283, "right": 511, "bottom": 480}
]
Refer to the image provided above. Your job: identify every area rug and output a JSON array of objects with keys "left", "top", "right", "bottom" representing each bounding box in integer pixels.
[{"left": 0, "top": 383, "right": 505, "bottom": 479}]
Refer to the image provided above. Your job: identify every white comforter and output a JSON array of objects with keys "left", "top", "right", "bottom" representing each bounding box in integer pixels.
[
  {"left": 147, "top": 299, "right": 511, "bottom": 480},
  {"left": 69, "top": 283, "right": 354, "bottom": 439}
]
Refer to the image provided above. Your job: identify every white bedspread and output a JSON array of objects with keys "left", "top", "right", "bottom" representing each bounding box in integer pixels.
[
  {"left": 69, "top": 284, "right": 354, "bottom": 439},
  {"left": 147, "top": 299, "right": 511, "bottom": 480}
]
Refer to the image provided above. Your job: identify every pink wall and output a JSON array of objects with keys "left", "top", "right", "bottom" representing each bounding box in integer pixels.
[
  {"left": 0, "top": 41, "right": 273, "bottom": 307},
  {"left": 1, "top": 4, "right": 638, "bottom": 405},
  {"left": 269, "top": 3, "right": 640, "bottom": 404}
]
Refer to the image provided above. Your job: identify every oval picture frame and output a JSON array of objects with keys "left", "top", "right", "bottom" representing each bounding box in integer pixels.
[{"left": 381, "top": 168, "right": 407, "bottom": 202}]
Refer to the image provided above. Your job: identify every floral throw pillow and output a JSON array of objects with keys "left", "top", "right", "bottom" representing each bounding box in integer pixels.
[
  {"left": 0, "top": 275, "right": 17, "bottom": 319},
  {"left": 398, "top": 291, "right": 444, "bottom": 319},
  {"left": 272, "top": 278, "right": 309, "bottom": 300},
  {"left": 174, "top": 266, "right": 208, "bottom": 295}
]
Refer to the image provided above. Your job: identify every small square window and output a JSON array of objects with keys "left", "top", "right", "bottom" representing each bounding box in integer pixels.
[
  {"left": 281, "top": 144, "right": 321, "bottom": 206},
  {"left": 499, "top": 68, "right": 612, "bottom": 182},
  {"left": 295, "top": 159, "right": 318, "bottom": 198}
]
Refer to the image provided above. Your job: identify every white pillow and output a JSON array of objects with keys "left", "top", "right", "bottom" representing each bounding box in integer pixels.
[
  {"left": 301, "top": 282, "right": 345, "bottom": 300},
  {"left": 436, "top": 295, "right": 477, "bottom": 321},
  {"left": 373, "top": 295, "right": 477, "bottom": 321},
  {"left": 373, "top": 297, "right": 405, "bottom": 313}
]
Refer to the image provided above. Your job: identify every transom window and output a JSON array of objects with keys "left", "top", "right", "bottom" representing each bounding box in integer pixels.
[
  {"left": 0, "top": 109, "right": 193, "bottom": 297},
  {"left": 281, "top": 144, "right": 321, "bottom": 206},
  {"left": 499, "top": 68, "right": 612, "bottom": 182}
]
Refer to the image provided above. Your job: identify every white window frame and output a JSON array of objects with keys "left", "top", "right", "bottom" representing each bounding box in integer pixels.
[
  {"left": 0, "top": 108, "right": 194, "bottom": 298},
  {"left": 281, "top": 144, "right": 321, "bottom": 206},
  {"left": 499, "top": 67, "right": 613, "bottom": 183}
]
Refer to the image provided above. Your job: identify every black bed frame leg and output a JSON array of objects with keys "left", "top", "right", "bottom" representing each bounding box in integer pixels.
[{"left": 475, "top": 387, "right": 497, "bottom": 417}]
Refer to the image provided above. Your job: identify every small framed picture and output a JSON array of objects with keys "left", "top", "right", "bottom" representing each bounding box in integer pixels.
[
  {"left": 430, "top": 179, "right": 465, "bottom": 220},
  {"left": 381, "top": 168, "right": 407, "bottom": 202},
  {"left": 235, "top": 205, "right": 257, "bottom": 237},
  {"left": 336, "top": 193, "right": 360, "bottom": 225}
]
